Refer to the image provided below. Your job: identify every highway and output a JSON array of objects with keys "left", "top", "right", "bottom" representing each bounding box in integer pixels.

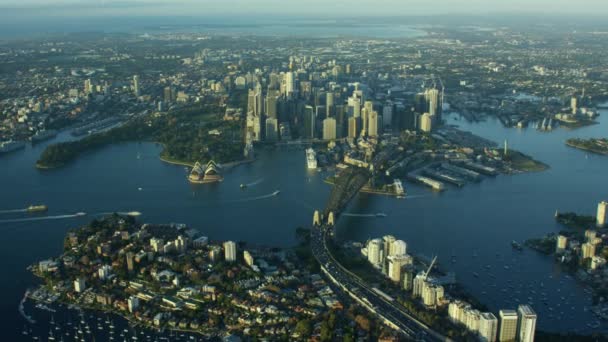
[{"left": 311, "top": 223, "right": 451, "bottom": 342}]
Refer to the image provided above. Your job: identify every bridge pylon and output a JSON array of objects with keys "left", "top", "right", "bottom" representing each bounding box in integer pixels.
[
  {"left": 313, "top": 210, "right": 321, "bottom": 226},
  {"left": 327, "top": 211, "right": 335, "bottom": 226}
]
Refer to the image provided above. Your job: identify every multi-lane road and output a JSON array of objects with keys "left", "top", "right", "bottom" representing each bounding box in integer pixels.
[{"left": 311, "top": 224, "right": 451, "bottom": 342}]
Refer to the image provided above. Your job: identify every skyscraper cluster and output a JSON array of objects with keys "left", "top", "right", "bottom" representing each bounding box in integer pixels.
[{"left": 243, "top": 58, "right": 444, "bottom": 145}]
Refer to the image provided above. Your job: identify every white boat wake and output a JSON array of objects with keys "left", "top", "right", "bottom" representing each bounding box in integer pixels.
[
  {"left": 95, "top": 211, "right": 142, "bottom": 217},
  {"left": 0, "top": 212, "right": 86, "bottom": 224},
  {"left": 231, "top": 190, "right": 280, "bottom": 203},
  {"left": 245, "top": 178, "right": 265, "bottom": 187},
  {"left": 343, "top": 213, "right": 387, "bottom": 218},
  {"left": 0, "top": 209, "right": 27, "bottom": 214}
]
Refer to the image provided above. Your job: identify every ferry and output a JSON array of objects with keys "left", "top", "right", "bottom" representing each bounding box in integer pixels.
[
  {"left": 0, "top": 140, "right": 26, "bottom": 154},
  {"left": 306, "top": 148, "right": 317, "bottom": 169},
  {"left": 27, "top": 205, "right": 48, "bottom": 213}
]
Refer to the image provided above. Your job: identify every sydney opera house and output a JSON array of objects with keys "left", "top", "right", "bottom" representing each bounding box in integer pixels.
[{"left": 188, "top": 161, "right": 223, "bottom": 184}]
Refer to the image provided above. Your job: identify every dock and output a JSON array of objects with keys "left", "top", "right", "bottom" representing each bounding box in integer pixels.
[
  {"left": 441, "top": 162, "right": 482, "bottom": 182},
  {"left": 407, "top": 173, "right": 445, "bottom": 191},
  {"left": 423, "top": 169, "right": 465, "bottom": 187},
  {"left": 458, "top": 161, "right": 498, "bottom": 176}
]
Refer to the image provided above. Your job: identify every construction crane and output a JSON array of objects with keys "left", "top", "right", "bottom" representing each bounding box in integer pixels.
[{"left": 424, "top": 255, "right": 438, "bottom": 278}]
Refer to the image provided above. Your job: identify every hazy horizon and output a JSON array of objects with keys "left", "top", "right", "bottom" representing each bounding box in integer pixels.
[{"left": 1, "top": 0, "right": 607, "bottom": 17}]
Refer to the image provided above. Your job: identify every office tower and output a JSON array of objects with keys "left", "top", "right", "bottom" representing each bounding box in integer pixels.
[
  {"left": 390, "top": 239, "right": 407, "bottom": 256},
  {"left": 414, "top": 92, "right": 428, "bottom": 113},
  {"left": 571, "top": 96, "right": 578, "bottom": 115},
  {"left": 350, "top": 97, "right": 361, "bottom": 118},
  {"left": 98, "top": 265, "right": 112, "bottom": 280},
  {"left": 150, "top": 238, "right": 164, "bottom": 253},
  {"left": 335, "top": 105, "right": 346, "bottom": 138},
  {"left": 133, "top": 75, "right": 140, "bottom": 96},
  {"left": 252, "top": 116, "right": 262, "bottom": 142},
  {"left": 316, "top": 105, "right": 326, "bottom": 120},
  {"left": 368, "top": 110, "right": 379, "bottom": 137},
  {"left": 247, "top": 83, "right": 263, "bottom": 116},
  {"left": 74, "top": 278, "right": 86, "bottom": 293},
  {"left": 582, "top": 242, "right": 596, "bottom": 259},
  {"left": 383, "top": 101, "right": 394, "bottom": 128},
  {"left": 556, "top": 235, "right": 568, "bottom": 253},
  {"left": 84, "top": 79, "right": 93, "bottom": 95},
  {"left": 326, "top": 92, "right": 335, "bottom": 117},
  {"left": 517, "top": 305, "right": 537, "bottom": 342},
  {"left": 247, "top": 89, "right": 256, "bottom": 114},
  {"left": 367, "top": 239, "right": 383, "bottom": 268},
  {"left": 585, "top": 229, "right": 597, "bottom": 241},
  {"left": 243, "top": 250, "right": 254, "bottom": 266},
  {"left": 425, "top": 88, "right": 440, "bottom": 117},
  {"left": 128, "top": 296, "right": 140, "bottom": 313},
  {"left": 284, "top": 72, "right": 295, "bottom": 97},
  {"left": 401, "top": 107, "right": 417, "bottom": 131},
  {"left": 223, "top": 241, "right": 237, "bottom": 262},
  {"left": 265, "top": 118, "right": 278, "bottom": 142},
  {"left": 322, "top": 117, "right": 337, "bottom": 141},
  {"left": 387, "top": 254, "right": 413, "bottom": 283},
  {"left": 597, "top": 201, "right": 607, "bottom": 228},
  {"left": 265, "top": 92, "right": 279, "bottom": 119},
  {"left": 420, "top": 113, "right": 432, "bottom": 132},
  {"left": 268, "top": 73, "right": 280, "bottom": 89},
  {"left": 498, "top": 310, "right": 518, "bottom": 342},
  {"left": 208, "top": 245, "right": 222, "bottom": 262},
  {"left": 591, "top": 256, "right": 606, "bottom": 270},
  {"left": 164, "top": 86, "right": 173, "bottom": 103},
  {"left": 126, "top": 252, "right": 135, "bottom": 271},
  {"left": 364, "top": 100, "right": 374, "bottom": 115},
  {"left": 402, "top": 266, "right": 414, "bottom": 291},
  {"left": 348, "top": 117, "right": 359, "bottom": 140},
  {"left": 303, "top": 105, "right": 315, "bottom": 139},
  {"left": 479, "top": 312, "right": 498, "bottom": 342}
]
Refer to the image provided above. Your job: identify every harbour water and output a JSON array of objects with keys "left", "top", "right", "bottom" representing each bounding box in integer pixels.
[{"left": 0, "top": 108, "right": 607, "bottom": 338}]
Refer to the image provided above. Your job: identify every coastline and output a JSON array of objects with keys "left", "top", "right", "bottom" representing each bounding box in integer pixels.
[{"left": 565, "top": 141, "right": 608, "bottom": 156}]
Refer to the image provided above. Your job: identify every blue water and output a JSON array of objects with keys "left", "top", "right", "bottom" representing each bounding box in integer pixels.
[
  {"left": 0, "top": 108, "right": 607, "bottom": 338},
  {"left": 0, "top": 16, "right": 425, "bottom": 39}
]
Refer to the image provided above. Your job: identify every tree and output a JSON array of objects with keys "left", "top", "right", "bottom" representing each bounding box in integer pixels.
[{"left": 294, "top": 319, "right": 312, "bottom": 338}]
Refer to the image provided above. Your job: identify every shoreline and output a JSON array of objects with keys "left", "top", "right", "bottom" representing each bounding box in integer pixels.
[{"left": 565, "top": 141, "right": 608, "bottom": 156}]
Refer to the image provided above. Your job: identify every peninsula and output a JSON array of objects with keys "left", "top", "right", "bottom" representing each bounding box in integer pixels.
[{"left": 566, "top": 138, "right": 608, "bottom": 155}]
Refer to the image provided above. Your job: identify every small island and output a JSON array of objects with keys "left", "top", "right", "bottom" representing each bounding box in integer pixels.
[{"left": 565, "top": 138, "right": 608, "bottom": 155}]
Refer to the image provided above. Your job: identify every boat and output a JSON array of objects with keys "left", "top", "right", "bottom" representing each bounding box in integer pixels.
[
  {"left": 511, "top": 240, "right": 524, "bottom": 251},
  {"left": 306, "top": 148, "right": 317, "bottom": 169},
  {"left": 0, "top": 140, "right": 26, "bottom": 154},
  {"left": 27, "top": 205, "right": 48, "bottom": 213},
  {"left": 375, "top": 213, "right": 387, "bottom": 218},
  {"left": 30, "top": 129, "right": 58, "bottom": 143},
  {"left": 240, "top": 183, "right": 247, "bottom": 189},
  {"left": 272, "top": 190, "right": 280, "bottom": 196}
]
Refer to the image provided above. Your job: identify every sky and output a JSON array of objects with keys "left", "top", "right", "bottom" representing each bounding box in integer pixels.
[{"left": 0, "top": 0, "right": 607, "bottom": 17}]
